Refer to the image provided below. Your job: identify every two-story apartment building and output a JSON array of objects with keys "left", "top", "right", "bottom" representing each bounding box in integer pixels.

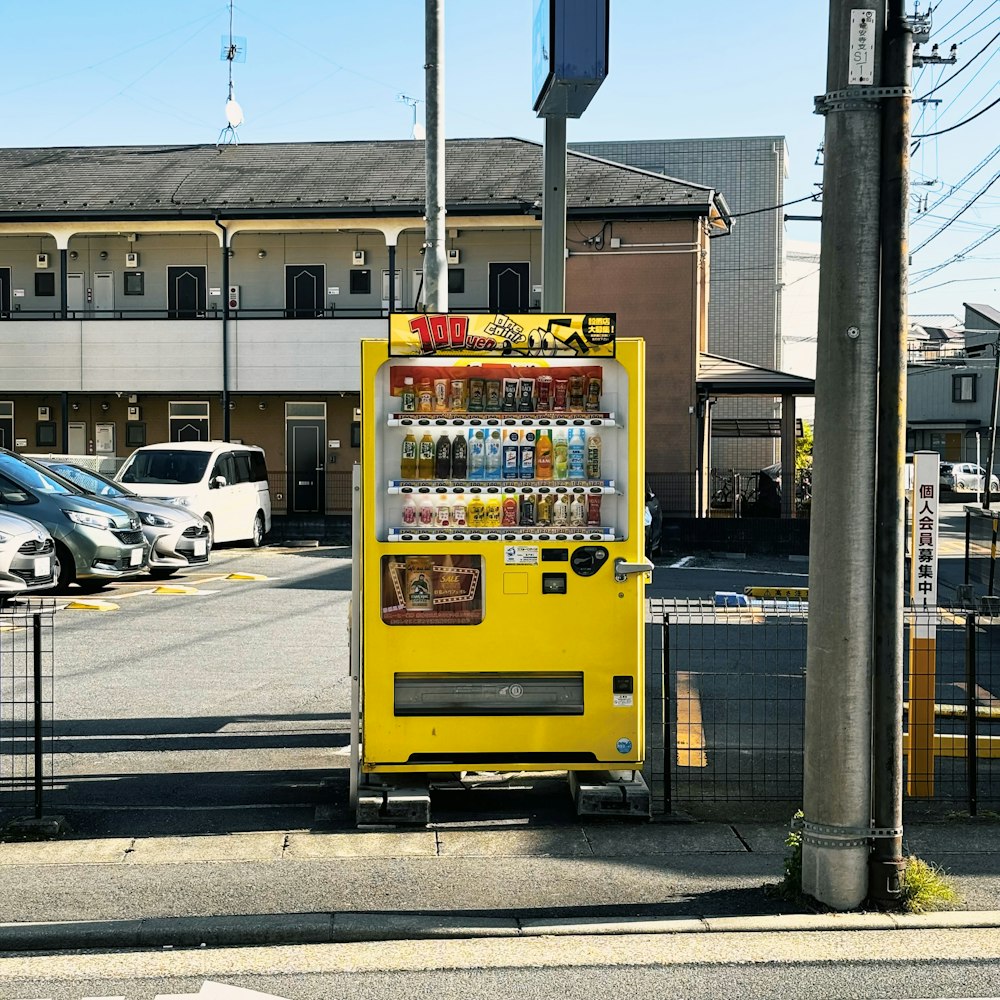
[{"left": 0, "top": 138, "right": 734, "bottom": 518}]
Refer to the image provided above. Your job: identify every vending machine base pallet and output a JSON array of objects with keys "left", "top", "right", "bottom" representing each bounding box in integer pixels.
[{"left": 569, "top": 770, "right": 652, "bottom": 819}]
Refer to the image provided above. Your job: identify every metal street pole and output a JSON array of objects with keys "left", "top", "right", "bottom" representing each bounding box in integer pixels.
[
  {"left": 982, "top": 342, "right": 1000, "bottom": 509},
  {"left": 871, "top": 0, "right": 912, "bottom": 907},
  {"left": 802, "top": 1, "right": 884, "bottom": 910},
  {"left": 541, "top": 115, "right": 567, "bottom": 312},
  {"left": 424, "top": 0, "right": 447, "bottom": 313}
]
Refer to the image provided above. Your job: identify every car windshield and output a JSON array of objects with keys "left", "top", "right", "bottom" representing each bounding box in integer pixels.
[
  {"left": 120, "top": 450, "right": 210, "bottom": 485},
  {"left": 0, "top": 452, "right": 76, "bottom": 495},
  {"left": 49, "top": 464, "right": 134, "bottom": 498}
]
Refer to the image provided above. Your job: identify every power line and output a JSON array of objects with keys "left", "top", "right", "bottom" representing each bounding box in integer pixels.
[
  {"left": 729, "top": 192, "right": 821, "bottom": 218},
  {"left": 910, "top": 223, "right": 1000, "bottom": 282},
  {"left": 913, "top": 93, "right": 1000, "bottom": 136},
  {"left": 939, "top": 0, "right": 1000, "bottom": 43},
  {"left": 915, "top": 28, "right": 1000, "bottom": 98},
  {"left": 911, "top": 168, "right": 1000, "bottom": 252},
  {"left": 921, "top": 141, "right": 1000, "bottom": 213},
  {"left": 933, "top": 0, "right": 979, "bottom": 36}
]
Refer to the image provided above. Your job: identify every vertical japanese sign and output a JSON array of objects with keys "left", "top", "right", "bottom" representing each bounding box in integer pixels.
[
  {"left": 848, "top": 9, "right": 877, "bottom": 85},
  {"left": 908, "top": 450, "right": 939, "bottom": 796}
]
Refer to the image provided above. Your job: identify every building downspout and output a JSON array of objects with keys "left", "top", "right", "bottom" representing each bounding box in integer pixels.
[{"left": 215, "top": 219, "right": 231, "bottom": 442}]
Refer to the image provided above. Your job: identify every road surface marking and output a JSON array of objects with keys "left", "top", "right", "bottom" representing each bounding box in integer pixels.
[{"left": 675, "top": 671, "right": 707, "bottom": 768}]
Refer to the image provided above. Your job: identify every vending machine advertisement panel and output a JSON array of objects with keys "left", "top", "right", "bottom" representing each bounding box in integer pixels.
[{"left": 355, "top": 313, "right": 648, "bottom": 778}]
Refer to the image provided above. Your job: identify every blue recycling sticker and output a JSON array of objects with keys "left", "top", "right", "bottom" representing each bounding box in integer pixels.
[{"left": 616, "top": 737, "right": 633, "bottom": 755}]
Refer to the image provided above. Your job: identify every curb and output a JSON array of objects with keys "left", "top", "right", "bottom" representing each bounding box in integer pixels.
[{"left": 3, "top": 909, "right": 1000, "bottom": 953}]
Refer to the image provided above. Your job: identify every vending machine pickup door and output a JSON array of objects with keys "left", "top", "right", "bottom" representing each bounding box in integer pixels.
[{"left": 613, "top": 557, "right": 654, "bottom": 582}]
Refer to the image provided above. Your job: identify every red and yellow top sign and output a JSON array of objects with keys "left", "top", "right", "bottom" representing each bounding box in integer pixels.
[{"left": 389, "top": 313, "right": 616, "bottom": 358}]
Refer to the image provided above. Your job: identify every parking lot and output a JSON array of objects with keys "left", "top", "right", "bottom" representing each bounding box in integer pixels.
[{"left": 5, "top": 543, "right": 355, "bottom": 837}]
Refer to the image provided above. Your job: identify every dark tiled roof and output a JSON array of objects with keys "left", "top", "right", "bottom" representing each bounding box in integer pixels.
[{"left": 0, "top": 138, "right": 722, "bottom": 220}]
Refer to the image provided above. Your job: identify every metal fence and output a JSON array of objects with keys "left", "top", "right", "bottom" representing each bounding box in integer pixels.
[
  {"left": 0, "top": 600, "right": 56, "bottom": 821},
  {"left": 267, "top": 470, "right": 354, "bottom": 515},
  {"left": 649, "top": 469, "right": 812, "bottom": 519},
  {"left": 645, "top": 600, "right": 998, "bottom": 815}
]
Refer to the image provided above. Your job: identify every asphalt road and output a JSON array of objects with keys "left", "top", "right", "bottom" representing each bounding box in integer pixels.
[{"left": 7, "top": 930, "right": 1000, "bottom": 999}]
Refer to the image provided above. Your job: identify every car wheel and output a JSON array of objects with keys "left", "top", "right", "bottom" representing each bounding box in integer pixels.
[
  {"left": 251, "top": 511, "right": 265, "bottom": 548},
  {"left": 203, "top": 515, "right": 214, "bottom": 550},
  {"left": 54, "top": 543, "right": 76, "bottom": 591}
]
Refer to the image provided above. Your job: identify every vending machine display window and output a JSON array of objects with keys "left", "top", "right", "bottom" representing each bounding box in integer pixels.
[{"left": 381, "top": 553, "right": 484, "bottom": 626}]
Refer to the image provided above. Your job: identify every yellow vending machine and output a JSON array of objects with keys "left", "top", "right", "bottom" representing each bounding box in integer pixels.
[{"left": 351, "top": 313, "right": 651, "bottom": 822}]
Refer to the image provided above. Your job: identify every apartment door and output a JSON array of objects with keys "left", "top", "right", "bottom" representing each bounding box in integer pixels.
[
  {"left": 167, "top": 266, "right": 207, "bottom": 318},
  {"left": 93, "top": 272, "right": 114, "bottom": 313},
  {"left": 285, "top": 403, "right": 326, "bottom": 514},
  {"left": 285, "top": 264, "right": 325, "bottom": 318},
  {"left": 67, "top": 273, "right": 84, "bottom": 315},
  {"left": 945, "top": 432, "right": 963, "bottom": 461},
  {"left": 488, "top": 262, "right": 530, "bottom": 312},
  {"left": 68, "top": 422, "right": 87, "bottom": 454},
  {"left": 0, "top": 267, "right": 10, "bottom": 318}
]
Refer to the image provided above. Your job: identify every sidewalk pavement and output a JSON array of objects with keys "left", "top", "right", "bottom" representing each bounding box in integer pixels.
[{"left": 2, "top": 818, "right": 999, "bottom": 952}]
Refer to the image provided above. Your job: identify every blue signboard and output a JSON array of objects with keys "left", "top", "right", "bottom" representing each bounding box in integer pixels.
[{"left": 532, "top": 0, "right": 609, "bottom": 118}]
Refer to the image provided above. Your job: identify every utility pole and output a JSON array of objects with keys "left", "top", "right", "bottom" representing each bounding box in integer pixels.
[
  {"left": 871, "top": 0, "right": 913, "bottom": 906},
  {"left": 541, "top": 116, "right": 567, "bottom": 312},
  {"left": 802, "top": 3, "right": 884, "bottom": 910},
  {"left": 424, "top": 0, "right": 447, "bottom": 313}
]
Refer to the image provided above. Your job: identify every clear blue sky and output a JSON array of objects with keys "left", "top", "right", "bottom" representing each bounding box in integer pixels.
[{"left": 1, "top": 1, "right": 997, "bottom": 320}]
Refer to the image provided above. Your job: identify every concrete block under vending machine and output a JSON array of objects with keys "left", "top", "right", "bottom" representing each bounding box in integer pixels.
[
  {"left": 356, "top": 785, "right": 431, "bottom": 826},
  {"left": 569, "top": 770, "right": 651, "bottom": 818}
]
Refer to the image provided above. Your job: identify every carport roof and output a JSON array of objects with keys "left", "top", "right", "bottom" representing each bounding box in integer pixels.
[{"left": 698, "top": 353, "right": 815, "bottom": 395}]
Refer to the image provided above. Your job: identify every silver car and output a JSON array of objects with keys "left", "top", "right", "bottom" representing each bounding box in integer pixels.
[
  {"left": 941, "top": 462, "right": 1000, "bottom": 494},
  {"left": 0, "top": 510, "right": 56, "bottom": 597},
  {"left": 42, "top": 463, "right": 212, "bottom": 579}
]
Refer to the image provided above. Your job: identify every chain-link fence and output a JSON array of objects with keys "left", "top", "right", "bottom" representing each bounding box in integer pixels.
[{"left": 0, "top": 600, "right": 56, "bottom": 822}]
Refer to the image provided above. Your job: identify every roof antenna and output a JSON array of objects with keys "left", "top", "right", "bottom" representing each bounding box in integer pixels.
[
  {"left": 218, "top": 0, "right": 246, "bottom": 146},
  {"left": 397, "top": 94, "right": 425, "bottom": 140}
]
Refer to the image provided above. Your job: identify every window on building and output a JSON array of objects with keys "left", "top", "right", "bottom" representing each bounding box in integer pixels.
[
  {"left": 448, "top": 268, "right": 465, "bottom": 295},
  {"left": 953, "top": 373, "right": 977, "bottom": 403},
  {"left": 351, "top": 421, "right": 361, "bottom": 448},
  {"left": 34, "top": 272, "right": 56, "bottom": 297},
  {"left": 123, "top": 271, "right": 145, "bottom": 296},
  {"left": 349, "top": 269, "right": 371, "bottom": 294}
]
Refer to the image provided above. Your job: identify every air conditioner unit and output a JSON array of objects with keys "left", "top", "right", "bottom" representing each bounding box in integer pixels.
[
  {"left": 228, "top": 284, "right": 240, "bottom": 309},
  {"left": 125, "top": 252, "right": 139, "bottom": 267},
  {"left": 352, "top": 250, "right": 367, "bottom": 266},
  {"left": 447, "top": 249, "right": 461, "bottom": 264},
  {"left": 37, "top": 406, "right": 50, "bottom": 420},
  {"left": 35, "top": 253, "right": 49, "bottom": 268},
  {"left": 127, "top": 406, "right": 141, "bottom": 421}
]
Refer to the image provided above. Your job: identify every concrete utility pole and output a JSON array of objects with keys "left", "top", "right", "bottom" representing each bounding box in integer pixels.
[
  {"left": 871, "top": 0, "right": 912, "bottom": 906},
  {"left": 423, "top": 0, "right": 447, "bottom": 313},
  {"left": 802, "top": 3, "right": 885, "bottom": 910}
]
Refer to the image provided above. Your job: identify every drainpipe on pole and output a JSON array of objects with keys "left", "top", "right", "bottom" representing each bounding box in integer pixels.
[{"left": 215, "top": 219, "right": 231, "bottom": 442}]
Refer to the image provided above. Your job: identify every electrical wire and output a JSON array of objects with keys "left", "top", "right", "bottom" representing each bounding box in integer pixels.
[
  {"left": 910, "top": 223, "right": 1000, "bottom": 282},
  {"left": 913, "top": 93, "right": 1000, "bottom": 137},
  {"left": 939, "top": 0, "right": 999, "bottom": 43},
  {"left": 911, "top": 169, "right": 1000, "bottom": 252},
  {"left": 921, "top": 142, "right": 1000, "bottom": 214},
  {"left": 933, "top": 0, "right": 980, "bottom": 36},
  {"left": 915, "top": 28, "right": 1000, "bottom": 98},
  {"left": 728, "top": 193, "right": 821, "bottom": 219}
]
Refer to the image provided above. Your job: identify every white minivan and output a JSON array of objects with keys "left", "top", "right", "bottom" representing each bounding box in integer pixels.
[{"left": 116, "top": 442, "right": 271, "bottom": 547}]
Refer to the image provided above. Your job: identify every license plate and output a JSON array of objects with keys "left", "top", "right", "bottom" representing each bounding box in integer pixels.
[
  {"left": 34, "top": 556, "right": 51, "bottom": 578},
  {"left": 129, "top": 548, "right": 143, "bottom": 566},
  {"left": 194, "top": 539, "right": 207, "bottom": 556}
]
